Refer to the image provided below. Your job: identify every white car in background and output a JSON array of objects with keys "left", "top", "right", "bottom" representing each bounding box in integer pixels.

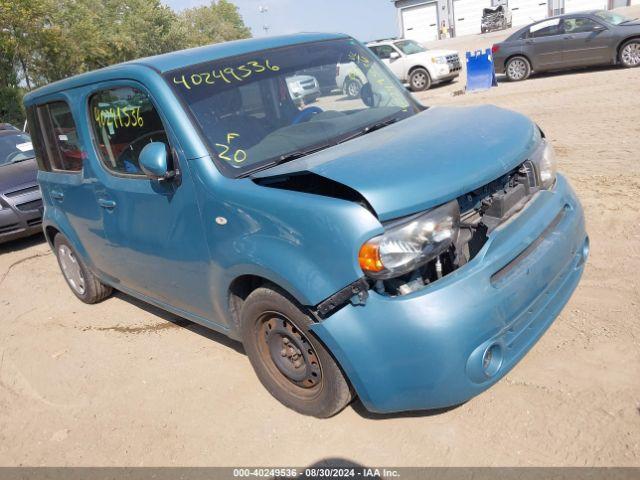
[
  {"left": 335, "top": 62, "right": 367, "bottom": 99},
  {"left": 367, "top": 38, "right": 461, "bottom": 91}
]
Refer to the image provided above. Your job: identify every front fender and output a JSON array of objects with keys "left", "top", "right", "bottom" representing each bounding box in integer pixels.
[{"left": 189, "top": 157, "right": 383, "bottom": 325}]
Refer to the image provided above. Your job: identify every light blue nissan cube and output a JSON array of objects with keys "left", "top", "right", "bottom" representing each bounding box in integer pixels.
[{"left": 24, "top": 34, "right": 588, "bottom": 417}]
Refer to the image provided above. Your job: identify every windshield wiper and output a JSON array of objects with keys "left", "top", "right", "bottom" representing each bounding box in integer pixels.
[
  {"left": 238, "top": 143, "right": 334, "bottom": 178},
  {"left": 619, "top": 18, "right": 637, "bottom": 24},
  {"left": 238, "top": 117, "right": 402, "bottom": 178},
  {"left": 10, "top": 156, "right": 35, "bottom": 164},
  {"left": 275, "top": 143, "right": 334, "bottom": 164},
  {"left": 338, "top": 117, "right": 401, "bottom": 144}
]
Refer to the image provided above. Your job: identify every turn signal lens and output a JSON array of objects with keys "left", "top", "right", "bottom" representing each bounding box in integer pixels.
[{"left": 359, "top": 242, "right": 384, "bottom": 273}]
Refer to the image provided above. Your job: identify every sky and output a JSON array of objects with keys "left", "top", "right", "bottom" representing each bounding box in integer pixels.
[{"left": 163, "top": 0, "right": 399, "bottom": 43}]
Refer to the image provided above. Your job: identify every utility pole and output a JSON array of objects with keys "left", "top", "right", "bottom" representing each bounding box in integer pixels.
[{"left": 258, "top": 5, "right": 270, "bottom": 36}]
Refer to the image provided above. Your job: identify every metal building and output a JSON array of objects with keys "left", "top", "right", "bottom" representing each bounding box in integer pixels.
[{"left": 394, "top": 0, "right": 638, "bottom": 40}]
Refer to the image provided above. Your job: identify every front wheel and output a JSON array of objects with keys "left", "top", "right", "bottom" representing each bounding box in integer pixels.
[
  {"left": 409, "top": 68, "right": 432, "bottom": 91},
  {"left": 240, "top": 286, "right": 353, "bottom": 418},
  {"left": 619, "top": 40, "right": 640, "bottom": 68},
  {"left": 505, "top": 56, "right": 531, "bottom": 81},
  {"left": 53, "top": 234, "right": 112, "bottom": 304}
]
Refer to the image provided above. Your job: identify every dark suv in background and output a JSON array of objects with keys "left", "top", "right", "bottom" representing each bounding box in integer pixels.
[
  {"left": 493, "top": 10, "right": 640, "bottom": 81},
  {"left": 0, "top": 127, "right": 43, "bottom": 244}
]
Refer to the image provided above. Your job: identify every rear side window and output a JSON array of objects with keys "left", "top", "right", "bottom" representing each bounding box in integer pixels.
[
  {"left": 36, "top": 101, "right": 84, "bottom": 172},
  {"left": 528, "top": 18, "right": 562, "bottom": 38},
  {"left": 89, "top": 87, "right": 168, "bottom": 176}
]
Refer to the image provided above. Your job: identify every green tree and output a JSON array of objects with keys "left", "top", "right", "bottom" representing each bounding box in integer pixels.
[
  {"left": 0, "top": 0, "right": 251, "bottom": 123},
  {"left": 173, "top": 0, "right": 251, "bottom": 49}
]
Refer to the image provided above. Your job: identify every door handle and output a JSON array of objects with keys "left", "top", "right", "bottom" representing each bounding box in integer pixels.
[
  {"left": 564, "top": 35, "right": 574, "bottom": 39},
  {"left": 50, "top": 190, "right": 64, "bottom": 201},
  {"left": 98, "top": 198, "right": 116, "bottom": 209}
]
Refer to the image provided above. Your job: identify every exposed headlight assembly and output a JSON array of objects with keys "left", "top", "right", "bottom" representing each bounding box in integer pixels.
[
  {"left": 359, "top": 200, "right": 460, "bottom": 279},
  {"left": 532, "top": 139, "right": 557, "bottom": 189},
  {"left": 432, "top": 56, "right": 447, "bottom": 64}
]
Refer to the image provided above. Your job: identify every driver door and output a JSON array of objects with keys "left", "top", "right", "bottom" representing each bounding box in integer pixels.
[
  {"left": 86, "top": 83, "right": 215, "bottom": 320},
  {"left": 370, "top": 45, "right": 407, "bottom": 81},
  {"left": 560, "top": 16, "right": 613, "bottom": 67}
]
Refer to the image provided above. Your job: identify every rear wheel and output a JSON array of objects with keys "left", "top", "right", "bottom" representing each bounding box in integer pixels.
[
  {"left": 505, "top": 56, "right": 531, "bottom": 81},
  {"left": 619, "top": 39, "right": 640, "bottom": 68},
  {"left": 240, "top": 286, "right": 352, "bottom": 418},
  {"left": 409, "top": 68, "right": 432, "bottom": 91},
  {"left": 344, "top": 78, "right": 363, "bottom": 98},
  {"left": 53, "top": 234, "right": 112, "bottom": 304}
]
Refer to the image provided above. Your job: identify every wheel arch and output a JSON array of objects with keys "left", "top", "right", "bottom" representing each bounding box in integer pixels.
[
  {"left": 224, "top": 266, "right": 318, "bottom": 338},
  {"left": 408, "top": 64, "right": 430, "bottom": 76},
  {"left": 43, "top": 225, "right": 60, "bottom": 248},
  {"left": 227, "top": 274, "right": 270, "bottom": 333}
]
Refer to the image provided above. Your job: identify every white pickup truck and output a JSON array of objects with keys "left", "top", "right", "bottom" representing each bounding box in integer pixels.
[{"left": 366, "top": 38, "right": 461, "bottom": 92}]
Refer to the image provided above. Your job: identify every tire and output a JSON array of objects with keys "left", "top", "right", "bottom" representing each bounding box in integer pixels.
[
  {"left": 409, "top": 68, "right": 432, "bottom": 91},
  {"left": 619, "top": 39, "right": 640, "bottom": 68},
  {"left": 505, "top": 56, "right": 531, "bottom": 81},
  {"left": 240, "top": 285, "right": 353, "bottom": 418},
  {"left": 53, "top": 233, "right": 112, "bottom": 304},
  {"left": 344, "top": 78, "right": 363, "bottom": 99}
]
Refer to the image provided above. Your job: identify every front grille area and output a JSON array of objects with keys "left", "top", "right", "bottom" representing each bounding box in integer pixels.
[
  {"left": 446, "top": 54, "right": 462, "bottom": 72},
  {"left": 27, "top": 218, "right": 42, "bottom": 227},
  {"left": 15, "top": 199, "right": 43, "bottom": 212},
  {"left": 5, "top": 185, "right": 39, "bottom": 198},
  {"left": 300, "top": 79, "right": 316, "bottom": 90}
]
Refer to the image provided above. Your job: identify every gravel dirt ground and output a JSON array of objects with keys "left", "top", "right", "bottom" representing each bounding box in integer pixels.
[{"left": 1, "top": 8, "right": 639, "bottom": 467}]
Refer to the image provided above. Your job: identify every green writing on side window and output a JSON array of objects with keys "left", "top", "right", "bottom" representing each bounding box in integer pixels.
[
  {"left": 93, "top": 106, "right": 144, "bottom": 130},
  {"left": 172, "top": 60, "right": 280, "bottom": 90}
]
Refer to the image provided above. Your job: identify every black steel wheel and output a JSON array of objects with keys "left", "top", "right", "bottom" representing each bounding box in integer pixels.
[{"left": 240, "top": 285, "right": 353, "bottom": 417}]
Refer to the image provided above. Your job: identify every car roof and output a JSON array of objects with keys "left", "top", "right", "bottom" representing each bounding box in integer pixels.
[
  {"left": 25, "top": 33, "right": 350, "bottom": 103},
  {"left": 366, "top": 38, "right": 400, "bottom": 46},
  {"left": 0, "top": 129, "right": 27, "bottom": 138}
]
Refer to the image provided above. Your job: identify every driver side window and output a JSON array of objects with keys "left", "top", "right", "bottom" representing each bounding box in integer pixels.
[
  {"left": 370, "top": 45, "right": 395, "bottom": 60},
  {"left": 89, "top": 86, "right": 168, "bottom": 176}
]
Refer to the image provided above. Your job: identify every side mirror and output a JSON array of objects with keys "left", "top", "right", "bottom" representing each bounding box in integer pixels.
[
  {"left": 139, "top": 142, "right": 171, "bottom": 180},
  {"left": 389, "top": 51, "right": 401, "bottom": 61},
  {"left": 593, "top": 25, "right": 606, "bottom": 32}
]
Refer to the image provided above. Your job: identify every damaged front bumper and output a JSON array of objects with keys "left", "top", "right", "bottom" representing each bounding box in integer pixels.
[{"left": 310, "top": 174, "right": 587, "bottom": 414}]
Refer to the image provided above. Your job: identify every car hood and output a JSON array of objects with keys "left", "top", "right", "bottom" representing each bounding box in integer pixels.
[
  {"left": 0, "top": 158, "right": 38, "bottom": 194},
  {"left": 414, "top": 50, "right": 458, "bottom": 59},
  {"left": 254, "top": 105, "right": 540, "bottom": 221}
]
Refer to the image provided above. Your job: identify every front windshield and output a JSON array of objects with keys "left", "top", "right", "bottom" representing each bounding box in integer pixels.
[
  {"left": 394, "top": 40, "right": 426, "bottom": 55},
  {"left": 0, "top": 133, "right": 34, "bottom": 167},
  {"left": 165, "top": 38, "right": 418, "bottom": 176},
  {"left": 593, "top": 10, "right": 634, "bottom": 25}
]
